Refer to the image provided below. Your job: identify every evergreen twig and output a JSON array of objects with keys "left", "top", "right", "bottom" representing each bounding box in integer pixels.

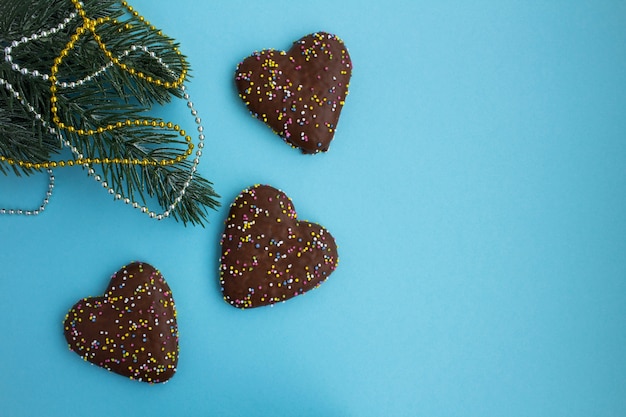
[{"left": 0, "top": 0, "right": 220, "bottom": 225}]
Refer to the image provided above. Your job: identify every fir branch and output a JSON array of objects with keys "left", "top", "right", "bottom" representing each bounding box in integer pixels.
[{"left": 0, "top": 0, "right": 220, "bottom": 225}]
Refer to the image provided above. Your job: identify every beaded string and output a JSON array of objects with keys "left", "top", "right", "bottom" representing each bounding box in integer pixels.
[
  {"left": 0, "top": 0, "right": 206, "bottom": 220},
  {"left": 0, "top": 169, "right": 55, "bottom": 216}
]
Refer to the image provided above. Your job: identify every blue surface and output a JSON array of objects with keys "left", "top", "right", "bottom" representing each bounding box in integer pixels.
[{"left": 1, "top": 1, "right": 626, "bottom": 416}]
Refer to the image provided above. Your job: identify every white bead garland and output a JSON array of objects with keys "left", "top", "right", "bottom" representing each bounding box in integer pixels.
[
  {"left": 0, "top": 7, "right": 206, "bottom": 221},
  {"left": 0, "top": 169, "right": 55, "bottom": 216}
]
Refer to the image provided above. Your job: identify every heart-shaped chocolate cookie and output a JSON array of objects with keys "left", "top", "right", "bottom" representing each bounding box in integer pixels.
[
  {"left": 63, "top": 262, "right": 179, "bottom": 383},
  {"left": 235, "top": 32, "right": 352, "bottom": 154},
  {"left": 220, "top": 184, "right": 339, "bottom": 308}
]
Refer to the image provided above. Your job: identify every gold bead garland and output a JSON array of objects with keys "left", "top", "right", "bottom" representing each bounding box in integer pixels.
[{"left": 0, "top": 0, "right": 194, "bottom": 171}]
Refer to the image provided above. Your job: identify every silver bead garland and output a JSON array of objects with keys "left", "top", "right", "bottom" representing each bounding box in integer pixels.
[{"left": 0, "top": 7, "right": 205, "bottom": 221}]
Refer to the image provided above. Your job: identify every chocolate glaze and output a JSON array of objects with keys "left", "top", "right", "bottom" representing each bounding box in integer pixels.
[
  {"left": 220, "top": 184, "right": 339, "bottom": 308},
  {"left": 235, "top": 32, "right": 352, "bottom": 154},
  {"left": 63, "top": 262, "right": 178, "bottom": 383}
]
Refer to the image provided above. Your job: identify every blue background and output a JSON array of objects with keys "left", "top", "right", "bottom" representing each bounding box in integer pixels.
[{"left": 1, "top": 1, "right": 625, "bottom": 416}]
